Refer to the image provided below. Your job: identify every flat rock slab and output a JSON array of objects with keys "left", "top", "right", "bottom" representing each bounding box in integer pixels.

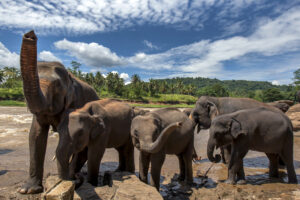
[
  {"left": 43, "top": 176, "right": 75, "bottom": 200},
  {"left": 74, "top": 172, "right": 163, "bottom": 200}
]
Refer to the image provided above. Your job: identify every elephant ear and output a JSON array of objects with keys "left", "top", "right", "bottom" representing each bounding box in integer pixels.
[
  {"left": 207, "top": 101, "right": 219, "bottom": 120},
  {"left": 230, "top": 118, "right": 247, "bottom": 139},
  {"left": 90, "top": 115, "right": 106, "bottom": 140},
  {"left": 64, "top": 74, "right": 75, "bottom": 109}
]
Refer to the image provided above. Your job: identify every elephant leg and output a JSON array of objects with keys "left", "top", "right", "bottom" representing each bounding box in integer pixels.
[
  {"left": 176, "top": 154, "right": 185, "bottom": 181},
  {"left": 69, "top": 148, "right": 88, "bottom": 179},
  {"left": 236, "top": 160, "right": 246, "bottom": 184},
  {"left": 87, "top": 142, "right": 106, "bottom": 186},
  {"left": 266, "top": 153, "right": 279, "bottom": 178},
  {"left": 18, "top": 116, "right": 49, "bottom": 194},
  {"left": 182, "top": 141, "right": 194, "bottom": 185},
  {"left": 116, "top": 145, "right": 126, "bottom": 172},
  {"left": 56, "top": 135, "right": 72, "bottom": 180},
  {"left": 226, "top": 145, "right": 247, "bottom": 185},
  {"left": 280, "top": 142, "right": 298, "bottom": 183},
  {"left": 124, "top": 140, "right": 135, "bottom": 173},
  {"left": 139, "top": 152, "right": 150, "bottom": 184},
  {"left": 150, "top": 153, "right": 166, "bottom": 190}
]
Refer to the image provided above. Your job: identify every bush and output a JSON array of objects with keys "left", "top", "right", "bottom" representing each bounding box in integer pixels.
[{"left": 0, "top": 88, "right": 24, "bottom": 101}]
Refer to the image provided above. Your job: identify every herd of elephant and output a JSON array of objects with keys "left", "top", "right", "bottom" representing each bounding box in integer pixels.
[{"left": 16, "top": 30, "right": 298, "bottom": 194}]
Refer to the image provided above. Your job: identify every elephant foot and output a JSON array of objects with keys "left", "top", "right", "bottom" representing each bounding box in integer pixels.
[
  {"left": 236, "top": 179, "right": 246, "bottom": 185},
  {"left": 269, "top": 172, "right": 279, "bottom": 178},
  {"left": 176, "top": 174, "right": 185, "bottom": 182},
  {"left": 18, "top": 179, "right": 43, "bottom": 194},
  {"left": 224, "top": 179, "right": 236, "bottom": 185}
]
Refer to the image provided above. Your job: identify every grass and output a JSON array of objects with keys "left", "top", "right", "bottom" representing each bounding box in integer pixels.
[{"left": 0, "top": 100, "right": 26, "bottom": 106}]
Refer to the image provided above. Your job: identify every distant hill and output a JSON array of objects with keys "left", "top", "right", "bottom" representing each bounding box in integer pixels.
[{"left": 155, "top": 77, "right": 291, "bottom": 92}]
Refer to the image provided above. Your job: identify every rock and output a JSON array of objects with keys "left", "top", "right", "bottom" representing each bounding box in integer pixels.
[
  {"left": 74, "top": 172, "right": 163, "bottom": 200},
  {"left": 286, "top": 104, "right": 300, "bottom": 131},
  {"left": 43, "top": 176, "right": 75, "bottom": 200}
]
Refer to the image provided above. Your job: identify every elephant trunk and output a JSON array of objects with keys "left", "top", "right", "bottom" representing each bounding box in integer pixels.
[
  {"left": 20, "top": 30, "right": 47, "bottom": 114},
  {"left": 207, "top": 136, "right": 221, "bottom": 163},
  {"left": 140, "top": 122, "right": 180, "bottom": 154}
]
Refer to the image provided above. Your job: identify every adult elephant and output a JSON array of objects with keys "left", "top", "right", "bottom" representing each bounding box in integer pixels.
[
  {"left": 189, "top": 96, "right": 282, "bottom": 164},
  {"left": 18, "top": 31, "right": 99, "bottom": 194}
]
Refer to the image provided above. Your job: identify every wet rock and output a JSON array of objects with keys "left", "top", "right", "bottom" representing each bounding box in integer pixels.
[
  {"left": 43, "top": 176, "right": 75, "bottom": 200},
  {"left": 286, "top": 104, "right": 300, "bottom": 131}
]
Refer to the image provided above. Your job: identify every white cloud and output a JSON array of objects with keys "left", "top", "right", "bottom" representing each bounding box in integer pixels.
[
  {"left": 143, "top": 40, "right": 158, "bottom": 50},
  {"left": 120, "top": 72, "right": 130, "bottom": 81},
  {"left": 0, "top": 42, "right": 19, "bottom": 68},
  {"left": 272, "top": 80, "right": 280, "bottom": 85},
  {"left": 0, "top": 0, "right": 266, "bottom": 34},
  {"left": 54, "top": 39, "right": 125, "bottom": 67},
  {"left": 39, "top": 51, "right": 62, "bottom": 62},
  {"left": 51, "top": 6, "right": 300, "bottom": 84}
]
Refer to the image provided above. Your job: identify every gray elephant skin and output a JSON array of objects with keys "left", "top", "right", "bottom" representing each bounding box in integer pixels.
[
  {"left": 18, "top": 31, "right": 99, "bottom": 194},
  {"left": 207, "top": 107, "right": 297, "bottom": 184},
  {"left": 131, "top": 108, "right": 194, "bottom": 190},
  {"left": 56, "top": 99, "right": 135, "bottom": 186},
  {"left": 190, "top": 96, "right": 282, "bottom": 164}
]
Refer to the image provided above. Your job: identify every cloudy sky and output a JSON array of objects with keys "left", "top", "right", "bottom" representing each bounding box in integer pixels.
[{"left": 0, "top": 0, "right": 300, "bottom": 85}]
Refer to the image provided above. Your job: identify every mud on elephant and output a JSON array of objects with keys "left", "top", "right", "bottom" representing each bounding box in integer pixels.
[
  {"left": 131, "top": 108, "right": 194, "bottom": 190},
  {"left": 207, "top": 107, "right": 297, "bottom": 184},
  {"left": 56, "top": 99, "right": 135, "bottom": 186},
  {"left": 18, "top": 31, "right": 99, "bottom": 194}
]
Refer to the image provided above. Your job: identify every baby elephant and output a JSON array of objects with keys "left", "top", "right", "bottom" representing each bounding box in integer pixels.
[
  {"left": 207, "top": 107, "right": 297, "bottom": 184},
  {"left": 131, "top": 108, "right": 195, "bottom": 190},
  {"left": 56, "top": 99, "right": 134, "bottom": 186}
]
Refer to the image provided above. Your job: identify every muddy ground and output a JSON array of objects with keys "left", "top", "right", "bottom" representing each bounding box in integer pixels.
[{"left": 0, "top": 106, "right": 299, "bottom": 199}]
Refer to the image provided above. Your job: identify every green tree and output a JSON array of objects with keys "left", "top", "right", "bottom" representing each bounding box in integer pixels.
[
  {"left": 293, "top": 68, "right": 300, "bottom": 88},
  {"left": 262, "top": 88, "right": 284, "bottom": 102},
  {"left": 105, "top": 72, "right": 124, "bottom": 96},
  {"left": 197, "top": 83, "right": 229, "bottom": 97},
  {"left": 130, "top": 74, "right": 142, "bottom": 98}
]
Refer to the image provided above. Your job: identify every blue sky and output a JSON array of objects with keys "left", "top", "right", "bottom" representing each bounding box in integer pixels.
[{"left": 0, "top": 0, "right": 300, "bottom": 85}]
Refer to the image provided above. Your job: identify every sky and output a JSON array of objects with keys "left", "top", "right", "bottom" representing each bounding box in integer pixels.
[{"left": 0, "top": 0, "right": 300, "bottom": 85}]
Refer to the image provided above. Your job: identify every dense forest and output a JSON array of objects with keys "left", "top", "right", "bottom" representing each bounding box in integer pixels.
[{"left": 0, "top": 61, "right": 299, "bottom": 104}]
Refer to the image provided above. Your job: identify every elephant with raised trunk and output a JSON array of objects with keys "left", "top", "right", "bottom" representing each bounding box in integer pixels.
[
  {"left": 56, "top": 99, "right": 134, "bottom": 186},
  {"left": 131, "top": 108, "right": 194, "bottom": 190},
  {"left": 189, "top": 96, "right": 282, "bottom": 164},
  {"left": 18, "top": 31, "right": 99, "bottom": 194},
  {"left": 207, "top": 107, "right": 297, "bottom": 184}
]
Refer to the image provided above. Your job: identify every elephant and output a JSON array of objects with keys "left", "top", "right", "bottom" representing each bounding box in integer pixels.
[
  {"left": 56, "top": 99, "right": 135, "bottom": 186},
  {"left": 18, "top": 31, "right": 99, "bottom": 194},
  {"left": 189, "top": 96, "right": 283, "bottom": 164},
  {"left": 131, "top": 108, "right": 194, "bottom": 190},
  {"left": 207, "top": 107, "right": 298, "bottom": 184}
]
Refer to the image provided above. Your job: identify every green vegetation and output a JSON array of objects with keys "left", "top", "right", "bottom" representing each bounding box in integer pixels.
[
  {"left": 0, "top": 100, "right": 26, "bottom": 106},
  {"left": 1, "top": 61, "right": 300, "bottom": 108}
]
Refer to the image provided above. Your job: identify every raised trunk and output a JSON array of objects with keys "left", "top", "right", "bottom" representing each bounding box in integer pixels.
[
  {"left": 140, "top": 122, "right": 180, "bottom": 154},
  {"left": 207, "top": 137, "right": 221, "bottom": 163},
  {"left": 20, "top": 30, "right": 46, "bottom": 114}
]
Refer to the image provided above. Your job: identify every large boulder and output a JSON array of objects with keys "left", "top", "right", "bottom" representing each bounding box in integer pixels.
[
  {"left": 286, "top": 104, "right": 300, "bottom": 131},
  {"left": 45, "top": 172, "right": 163, "bottom": 200}
]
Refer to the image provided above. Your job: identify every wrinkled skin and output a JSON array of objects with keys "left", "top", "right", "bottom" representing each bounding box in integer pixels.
[
  {"left": 190, "top": 96, "right": 283, "bottom": 164},
  {"left": 207, "top": 107, "right": 297, "bottom": 184},
  {"left": 131, "top": 108, "right": 194, "bottom": 190},
  {"left": 57, "top": 99, "right": 135, "bottom": 186},
  {"left": 18, "top": 31, "right": 99, "bottom": 194}
]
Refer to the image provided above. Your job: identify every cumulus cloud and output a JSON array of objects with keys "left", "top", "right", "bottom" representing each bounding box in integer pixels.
[
  {"left": 52, "top": 6, "right": 300, "bottom": 84},
  {"left": 39, "top": 51, "right": 62, "bottom": 62},
  {"left": 0, "top": 0, "right": 267, "bottom": 34},
  {"left": 0, "top": 42, "right": 19, "bottom": 68},
  {"left": 272, "top": 80, "right": 280, "bottom": 85},
  {"left": 54, "top": 39, "right": 126, "bottom": 67}
]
